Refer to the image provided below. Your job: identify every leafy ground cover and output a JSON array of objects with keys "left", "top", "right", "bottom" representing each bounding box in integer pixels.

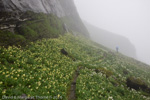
[
  {"left": 0, "top": 12, "right": 65, "bottom": 47},
  {"left": 0, "top": 34, "right": 150, "bottom": 100}
]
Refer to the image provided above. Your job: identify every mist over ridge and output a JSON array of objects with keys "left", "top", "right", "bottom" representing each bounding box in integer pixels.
[
  {"left": 84, "top": 21, "right": 137, "bottom": 59},
  {"left": 74, "top": 0, "right": 150, "bottom": 65}
]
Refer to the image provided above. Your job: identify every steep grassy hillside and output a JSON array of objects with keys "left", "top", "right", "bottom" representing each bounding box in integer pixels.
[{"left": 0, "top": 34, "right": 150, "bottom": 100}]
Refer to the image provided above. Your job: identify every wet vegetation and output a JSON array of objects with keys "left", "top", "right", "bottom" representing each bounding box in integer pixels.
[
  {"left": 0, "top": 12, "right": 65, "bottom": 47},
  {"left": 0, "top": 34, "right": 150, "bottom": 100}
]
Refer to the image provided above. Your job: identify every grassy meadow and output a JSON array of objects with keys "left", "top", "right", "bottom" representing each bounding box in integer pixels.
[{"left": 0, "top": 34, "right": 150, "bottom": 100}]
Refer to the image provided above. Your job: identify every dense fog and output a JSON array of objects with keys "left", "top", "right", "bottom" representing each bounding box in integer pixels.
[{"left": 74, "top": 0, "right": 150, "bottom": 65}]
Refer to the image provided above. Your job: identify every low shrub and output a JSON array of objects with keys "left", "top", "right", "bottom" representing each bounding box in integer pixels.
[
  {"left": 0, "top": 30, "right": 26, "bottom": 47},
  {"left": 95, "top": 67, "right": 113, "bottom": 78}
]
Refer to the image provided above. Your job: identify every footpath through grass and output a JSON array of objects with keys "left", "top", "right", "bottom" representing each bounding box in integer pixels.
[{"left": 0, "top": 34, "right": 150, "bottom": 100}]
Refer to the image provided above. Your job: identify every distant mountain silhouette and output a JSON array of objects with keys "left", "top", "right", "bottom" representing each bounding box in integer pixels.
[{"left": 84, "top": 21, "right": 137, "bottom": 59}]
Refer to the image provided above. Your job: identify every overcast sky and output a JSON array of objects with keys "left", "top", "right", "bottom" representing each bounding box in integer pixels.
[{"left": 74, "top": 0, "right": 150, "bottom": 65}]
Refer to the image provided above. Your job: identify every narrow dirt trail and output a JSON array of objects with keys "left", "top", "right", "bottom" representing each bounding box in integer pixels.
[{"left": 68, "top": 67, "right": 81, "bottom": 100}]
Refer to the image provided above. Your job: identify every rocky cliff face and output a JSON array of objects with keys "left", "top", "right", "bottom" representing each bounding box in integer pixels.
[
  {"left": 0, "top": 0, "right": 89, "bottom": 46},
  {"left": 0, "top": 0, "right": 70, "bottom": 17},
  {"left": 0, "top": 0, "right": 88, "bottom": 38}
]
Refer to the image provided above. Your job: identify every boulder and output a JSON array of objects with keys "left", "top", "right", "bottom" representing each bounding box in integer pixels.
[{"left": 126, "top": 76, "right": 149, "bottom": 92}]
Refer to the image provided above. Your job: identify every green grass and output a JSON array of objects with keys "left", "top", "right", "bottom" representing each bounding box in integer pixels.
[
  {"left": 0, "top": 30, "right": 26, "bottom": 47},
  {"left": 0, "top": 11, "right": 65, "bottom": 47},
  {"left": 17, "top": 12, "right": 65, "bottom": 39},
  {"left": 0, "top": 34, "right": 150, "bottom": 100}
]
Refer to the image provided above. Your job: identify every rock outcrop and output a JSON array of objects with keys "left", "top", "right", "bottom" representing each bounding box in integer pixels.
[
  {"left": 0, "top": 0, "right": 89, "bottom": 37},
  {"left": 0, "top": 0, "right": 65, "bottom": 17}
]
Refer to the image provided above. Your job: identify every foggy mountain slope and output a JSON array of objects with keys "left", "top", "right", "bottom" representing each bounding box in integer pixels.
[
  {"left": 0, "top": 1, "right": 150, "bottom": 99},
  {"left": 0, "top": 0, "right": 89, "bottom": 47},
  {"left": 0, "top": 34, "right": 150, "bottom": 99},
  {"left": 84, "top": 21, "right": 137, "bottom": 59}
]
